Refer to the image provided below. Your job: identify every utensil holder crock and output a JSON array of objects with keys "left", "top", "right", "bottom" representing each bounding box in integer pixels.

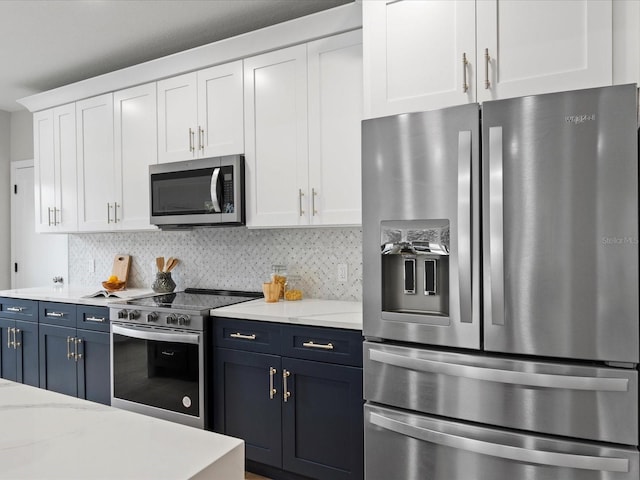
[{"left": 152, "top": 272, "right": 176, "bottom": 293}]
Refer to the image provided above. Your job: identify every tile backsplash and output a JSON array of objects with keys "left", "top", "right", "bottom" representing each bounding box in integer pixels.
[{"left": 69, "top": 227, "right": 362, "bottom": 301}]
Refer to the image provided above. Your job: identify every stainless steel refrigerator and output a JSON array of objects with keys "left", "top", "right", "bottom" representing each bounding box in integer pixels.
[{"left": 362, "top": 84, "right": 640, "bottom": 479}]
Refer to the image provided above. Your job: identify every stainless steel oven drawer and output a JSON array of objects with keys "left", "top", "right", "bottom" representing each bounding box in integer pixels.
[
  {"left": 365, "top": 404, "right": 639, "bottom": 480},
  {"left": 364, "top": 341, "right": 638, "bottom": 445}
]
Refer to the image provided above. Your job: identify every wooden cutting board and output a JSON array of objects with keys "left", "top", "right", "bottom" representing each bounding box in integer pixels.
[{"left": 111, "top": 254, "right": 131, "bottom": 287}]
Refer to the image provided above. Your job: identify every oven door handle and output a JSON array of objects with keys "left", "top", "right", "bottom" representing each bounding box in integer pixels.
[{"left": 112, "top": 324, "right": 200, "bottom": 345}]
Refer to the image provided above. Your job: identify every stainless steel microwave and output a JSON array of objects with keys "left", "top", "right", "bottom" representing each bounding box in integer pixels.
[{"left": 149, "top": 155, "right": 245, "bottom": 229}]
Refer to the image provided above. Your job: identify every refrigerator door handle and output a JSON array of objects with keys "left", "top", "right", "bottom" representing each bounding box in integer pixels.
[
  {"left": 369, "top": 349, "right": 629, "bottom": 392},
  {"left": 456, "top": 130, "right": 473, "bottom": 323},
  {"left": 486, "top": 126, "right": 505, "bottom": 326},
  {"left": 369, "top": 411, "right": 630, "bottom": 473}
]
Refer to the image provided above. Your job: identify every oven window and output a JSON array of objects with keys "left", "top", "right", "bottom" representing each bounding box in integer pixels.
[
  {"left": 113, "top": 332, "right": 199, "bottom": 416},
  {"left": 151, "top": 167, "right": 217, "bottom": 216}
]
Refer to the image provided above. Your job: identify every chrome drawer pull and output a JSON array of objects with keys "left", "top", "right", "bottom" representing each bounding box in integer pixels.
[
  {"left": 85, "top": 316, "right": 106, "bottom": 323},
  {"left": 6, "top": 306, "right": 24, "bottom": 313},
  {"left": 229, "top": 333, "right": 256, "bottom": 340},
  {"left": 269, "top": 367, "right": 277, "bottom": 400},
  {"left": 283, "top": 370, "right": 291, "bottom": 402},
  {"left": 302, "top": 341, "right": 334, "bottom": 350},
  {"left": 13, "top": 329, "right": 20, "bottom": 348},
  {"left": 47, "top": 312, "right": 65, "bottom": 318}
]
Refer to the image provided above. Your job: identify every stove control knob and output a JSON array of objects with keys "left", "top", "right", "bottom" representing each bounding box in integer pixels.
[
  {"left": 128, "top": 310, "right": 140, "bottom": 321},
  {"left": 166, "top": 314, "right": 177, "bottom": 325},
  {"left": 178, "top": 315, "right": 190, "bottom": 326},
  {"left": 146, "top": 312, "right": 159, "bottom": 323},
  {"left": 117, "top": 310, "right": 128, "bottom": 319}
]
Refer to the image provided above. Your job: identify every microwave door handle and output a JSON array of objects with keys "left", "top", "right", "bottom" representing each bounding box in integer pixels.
[{"left": 210, "top": 168, "right": 222, "bottom": 213}]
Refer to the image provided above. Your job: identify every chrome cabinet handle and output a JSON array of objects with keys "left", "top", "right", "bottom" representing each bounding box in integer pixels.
[
  {"left": 74, "top": 338, "right": 83, "bottom": 361},
  {"left": 113, "top": 202, "right": 119, "bottom": 223},
  {"left": 369, "top": 349, "right": 629, "bottom": 392},
  {"left": 47, "top": 207, "right": 53, "bottom": 226},
  {"left": 46, "top": 312, "right": 65, "bottom": 318},
  {"left": 66, "top": 336, "right": 74, "bottom": 360},
  {"left": 311, "top": 188, "right": 318, "bottom": 216},
  {"left": 7, "top": 327, "right": 12, "bottom": 348},
  {"left": 85, "top": 316, "right": 106, "bottom": 323},
  {"left": 13, "top": 329, "right": 21, "bottom": 348},
  {"left": 298, "top": 189, "right": 305, "bottom": 217},
  {"left": 283, "top": 370, "right": 291, "bottom": 402},
  {"left": 229, "top": 332, "right": 256, "bottom": 340},
  {"left": 198, "top": 126, "right": 205, "bottom": 151},
  {"left": 269, "top": 367, "right": 277, "bottom": 399},
  {"left": 55, "top": 208, "right": 61, "bottom": 225},
  {"left": 302, "top": 341, "right": 334, "bottom": 350},
  {"left": 189, "top": 128, "right": 195, "bottom": 152},
  {"left": 369, "top": 411, "right": 629, "bottom": 473},
  {"left": 107, "top": 203, "right": 112, "bottom": 224},
  {"left": 6, "top": 306, "right": 24, "bottom": 313},
  {"left": 484, "top": 48, "right": 491, "bottom": 89},
  {"left": 462, "top": 52, "right": 469, "bottom": 93}
]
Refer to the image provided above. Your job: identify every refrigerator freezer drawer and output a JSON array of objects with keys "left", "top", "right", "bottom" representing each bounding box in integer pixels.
[
  {"left": 365, "top": 404, "right": 639, "bottom": 480},
  {"left": 364, "top": 342, "right": 638, "bottom": 445}
]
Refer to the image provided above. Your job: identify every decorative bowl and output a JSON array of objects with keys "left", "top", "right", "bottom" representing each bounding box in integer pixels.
[{"left": 102, "top": 280, "right": 126, "bottom": 292}]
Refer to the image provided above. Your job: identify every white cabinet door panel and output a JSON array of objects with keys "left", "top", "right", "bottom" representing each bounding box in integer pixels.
[
  {"left": 308, "top": 31, "right": 363, "bottom": 226},
  {"left": 76, "top": 94, "right": 115, "bottom": 232},
  {"left": 244, "top": 45, "right": 309, "bottom": 227},
  {"left": 198, "top": 61, "right": 244, "bottom": 157},
  {"left": 114, "top": 83, "right": 158, "bottom": 231},
  {"left": 33, "top": 110, "right": 56, "bottom": 232},
  {"left": 476, "top": 0, "right": 612, "bottom": 102},
  {"left": 54, "top": 104, "right": 78, "bottom": 232},
  {"left": 364, "top": 0, "right": 476, "bottom": 117},
  {"left": 157, "top": 73, "right": 197, "bottom": 163}
]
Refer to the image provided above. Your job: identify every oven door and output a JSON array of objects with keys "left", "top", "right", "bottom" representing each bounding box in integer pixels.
[{"left": 111, "top": 323, "right": 204, "bottom": 428}]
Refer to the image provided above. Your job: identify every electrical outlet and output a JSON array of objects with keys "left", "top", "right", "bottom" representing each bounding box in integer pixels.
[{"left": 337, "top": 263, "right": 348, "bottom": 282}]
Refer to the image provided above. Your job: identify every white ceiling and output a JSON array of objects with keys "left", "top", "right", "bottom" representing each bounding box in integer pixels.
[{"left": 0, "top": 0, "right": 352, "bottom": 113}]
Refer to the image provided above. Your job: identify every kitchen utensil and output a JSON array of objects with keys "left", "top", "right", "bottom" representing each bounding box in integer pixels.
[
  {"left": 166, "top": 258, "right": 179, "bottom": 272},
  {"left": 156, "top": 256, "right": 164, "bottom": 273},
  {"left": 164, "top": 256, "right": 175, "bottom": 272},
  {"left": 111, "top": 255, "right": 131, "bottom": 287}
]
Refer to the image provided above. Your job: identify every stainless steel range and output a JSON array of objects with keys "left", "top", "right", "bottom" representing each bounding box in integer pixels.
[{"left": 109, "top": 289, "right": 260, "bottom": 429}]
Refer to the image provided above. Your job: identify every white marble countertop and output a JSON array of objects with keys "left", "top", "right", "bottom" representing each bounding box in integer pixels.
[
  {"left": 210, "top": 298, "right": 363, "bottom": 330},
  {"left": 0, "top": 379, "right": 243, "bottom": 479},
  {"left": 0, "top": 286, "right": 154, "bottom": 307}
]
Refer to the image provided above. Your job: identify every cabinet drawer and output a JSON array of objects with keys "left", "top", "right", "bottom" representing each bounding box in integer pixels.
[
  {"left": 77, "top": 306, "right": 110, "bottom": 332},
  {"left": 214, "top": 318, "right": 281, "bottom": 354},
  {"left": 282, "top": 325, "right": 363, "bottom": 367},
  {"left": 0, "top": 297, "right": 38, "bottom": 322},
  {"left": 39, "top": 302, "right": 77, "bottom": 327}
]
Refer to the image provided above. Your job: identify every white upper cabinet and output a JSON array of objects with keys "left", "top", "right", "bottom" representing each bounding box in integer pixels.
[
  {"left": 76, "top": 93, "right": 115, "bottom": 232},
  {"left": 476, "top": 0, "right": 612, "bottom": 103},
  {"left": 157, "top": 61, "right": 244, "bottom": 163},
  {"left": 34, "top": 104, "right": 77, "bottom": 233},
  {"left": 364, "top": 0, "right": 476, "bottom": 117},
  {"left": 244, "top": 45, "right": 309, "bottom": 227},
  {"left": 244, "top": 31, "right": 364, "bottom": 228},
  {"left": 307, "top": 30, "right": 363, "bottom": 226},
  {"left": 114, "top": 83, "right": 158, "bottom": 231},
  {"left": 364, "top": 0, "right": 613, "bottom": 117}
]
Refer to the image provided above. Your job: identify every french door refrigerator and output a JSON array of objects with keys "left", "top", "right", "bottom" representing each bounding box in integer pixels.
[{"left": 362, "top": 84, "right": 639, "bottom": 479}]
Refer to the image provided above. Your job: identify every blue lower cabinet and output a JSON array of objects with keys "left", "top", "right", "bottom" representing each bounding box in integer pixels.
[
  {"left": 282, "top": 357, "right": 364, "bottom": 480},
  {"left": 213, "top": 318, "right": 364, "bottom": 480},
  {"left": 0, "top": 317, "right": 39, "bottom": 387},
  {"left": 39, "top": 305, "right": 111, "bottom": 405},
  {"left": 214, "top": 348, "right": 282, "bottom": 467}
]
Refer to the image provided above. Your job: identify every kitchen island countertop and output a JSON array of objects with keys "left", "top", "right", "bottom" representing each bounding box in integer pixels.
[
  {"left": 209, "top": 298, "right": 363, "bottom": 330},
  {"left": 0, "top": 285, "right": 154, "bottom": 306},
  {"left": 0, "top": 378, "right": 243, "bottom": 479}
]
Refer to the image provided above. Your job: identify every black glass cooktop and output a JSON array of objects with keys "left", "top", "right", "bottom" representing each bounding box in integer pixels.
[{"left": 126, "top": 288, "right": 262, "bottom": 312}]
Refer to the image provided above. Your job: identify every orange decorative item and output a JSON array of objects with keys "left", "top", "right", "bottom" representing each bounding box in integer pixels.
[{"left": 262, "top": 282, "right": 281, "bottom": 303}]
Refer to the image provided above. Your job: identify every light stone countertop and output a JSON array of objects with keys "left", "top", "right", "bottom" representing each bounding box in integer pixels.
[
  {"left": 0, "top": 286, "right": 155, "bottom": 307},
  {"left": 209, "top": 298, "right": 363, "bottom": 330},
  {"left": 0, "top": 378, "right": 243, "bottom": 479}
]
